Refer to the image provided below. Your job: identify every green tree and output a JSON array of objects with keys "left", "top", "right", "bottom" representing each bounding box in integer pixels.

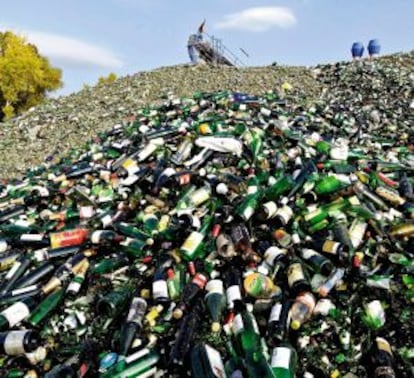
[{"left": 0, "top": 31, "right": 62, "bottom": 120}]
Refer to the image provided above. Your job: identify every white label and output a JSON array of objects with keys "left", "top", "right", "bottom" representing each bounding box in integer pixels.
[
  {"left": 101, "top": 214, "right": 113, "bottom": 228},
  {"left": 287, "top": 263, "right": 305, "bottom": 288},
  {"left": 79, "top": 206, "right": 94, "bottom": 219},
  {"left": 271, "top": 347, "right": 291, "bottom": 369},
  {"left": 269, "top": 303, "right": 282, "bottom": 322},
  {"left": 260, "top": 107, "right": 271, "bottom": 117},
  {"left": 5, "top": 261, "right": 22, "bottom": 280},
  {"left": 161, "top": 168, "right": 176, "bottom": 178},
  {"left": 247, "top": 185, "right": 258, "bottom": 195},
  {"left": 206, "top": 279, "right": 224, "bottom": 294},
  {"left": 152, "top": 280, "right": 169, "bottom": 300},
  {"left": 1, "top": 302, "right": 30, "bottom": 327},
  {"left": 350, "top": 221, "right": 367, "bottom": 248},
  {"left": 191, "top": 188, "right": 211, "bottom": 206},
  {"left": 262, "top": 202, "right": 278, "bottom": 218},
  {"left": 205, "top": 344, "right": 226, "bottom": 378},
  {"left": 232, "top": 314, "right": 244, "bottom": 334},
  {"left": 242, "top": 206, "right": 254, "bottom": 221},
  {"left": 276, "top": 206, "right": 293, "bottom": 225},
  {"left": 264, "top": 247, "right": 286, "bottom": 266},
  {"left": 138, "top": 142, "right": 158, "bottom": 162},
  {"left": 20, "top": 234, "right": 43, "bottom": 242},
  {"left": 122, "top": 158, "right": 139, "bottom": 175},
  {"left": 0, "top": 240, "right": 8, "bottom": 253},
  {"left": 66, "top": 281, "right": 82, "bottom": 294},
  {"left": 91, "top": 231, "right": 103, "bottom": 244},
  {"left": 120, "top": 174, "right": 139, "bottom": 186},
  {"left": 4, "top": 330, "right": 27, "bottom": 355},
  {"left": 301, "top": 248, "right": 318, "bottom": 260},
  {"left": 226, "top": 285, "right": 241, "bottom": 307}
]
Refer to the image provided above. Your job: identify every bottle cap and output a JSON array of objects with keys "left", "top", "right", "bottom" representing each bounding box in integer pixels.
[
  {"left": 211, "top": 322, "right": 221, "bottom": 333},
  {"left": 291, "top": 320, "right": 301, "bottom": 330},
  {"left": 173, "top": 308, "right": 183, "bottom": 320}
]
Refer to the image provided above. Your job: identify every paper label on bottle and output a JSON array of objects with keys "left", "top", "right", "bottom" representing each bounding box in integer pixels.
[
  {"left": 126, "top": 298, "right": 147, "bottom": 323},
  {"left": 79, "top": 206, "right": 94, "bottom": 219},
  {"left": 287, "top": 263, "right": 305, "bottom": 288},
  {"left": 1, "top": 302, "right": 30, "bottom": 327},
  {"left": 4, "top": 331, "right": 27, "bottom": 355},
  {"left": 99, "top": 214, "right": 112, "bottom": 228},
  {"left": 91, "top": 231, "right": 104, "bottom": 244},
  {"left": 276, "top": 206, "right": 293, "bottom": 225},
  {"left": 322, "top": 240, "right": 340, "bottom": 255},
  {"left": 122, "top": 158, "right": 140, "bottom": 175},
  {"left": 271, "top": 347, "right": 291, "bottom": 369},
  {"left": 205, "top": 344, "right": 226, "bottom": 378},
  {"left": 263, "top": 201, "right": 278, "bottom": 219},
  {"left": 226, "top": 285, "right": 242, "bottom": 307},
  {"left": 232, "top": 314, "right": 244, "bottom": 334},
  {"left": 301, "top": 248, "right": 318, "bottom": 260},
  {"left": 269, "top": 303, "right": 282, "bottom": 322},
  {"left": 264, "top": 246, "right": 286, "bottom": 266},
  {"left": 152, "top": 280, "right": 169, "bottom": 300},
  {"left": 191, "top": 188, "right": 211, "bottom": 206},
  {"left": 206, "top": 279, "right": 224, "bottom": 294},
  {"left": 247, "top": 185, "right": 258, "bottom": 195},
  {"left": 181, "top": 231, "right": 203, "bottom": 255},
  {"left": 4, "top": 261, "right": 22, "bottom": 280},
  {"left": 350, "top": 221, "right": 367, "bottom": 248},
  {"left": 67, "top": 280, "right": 82, "bottom": 294},
  {"left": 0, "top": 240, "right": 8, "bottom": 253},
  {"left": 20, "top": 234, "right": 43, "bottom": 242},
  {"left": 50, "top": 229, "right": 88, "bottom": 249},
  {"left": 241, "top": 206, "right": 254, "bottom": 221}
]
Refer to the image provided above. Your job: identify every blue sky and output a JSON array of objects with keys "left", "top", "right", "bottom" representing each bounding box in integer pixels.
[{"left": 1, "top": 0, "right": 413, "bottom": 95}]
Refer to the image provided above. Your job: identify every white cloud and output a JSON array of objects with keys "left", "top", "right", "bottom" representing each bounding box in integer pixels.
[
  {"left": 0, "top": 27, "right": 123, "bottom": 69},
  {"left": 215, "top": 7, "right": 297, "bottom": 32}
]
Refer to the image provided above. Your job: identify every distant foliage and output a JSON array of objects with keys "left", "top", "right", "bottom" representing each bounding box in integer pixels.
[
  {"left": 0, "top": 31, "right": 62, "bottom": 121},
  {"left": 97, "top": 72, "right": 118, "bottom": 86}
]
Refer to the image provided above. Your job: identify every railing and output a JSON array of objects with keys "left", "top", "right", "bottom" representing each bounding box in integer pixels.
[{"left": 193, "top": 32, "right": 246, "bottom": 67}]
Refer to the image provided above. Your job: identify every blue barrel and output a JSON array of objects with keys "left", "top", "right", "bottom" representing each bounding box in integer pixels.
[
  {"left": 368, "top": 39, "right": 381, "bottom": 56},
  {"left": 351, "top": 42, "right": 364, "bottom": 58}
]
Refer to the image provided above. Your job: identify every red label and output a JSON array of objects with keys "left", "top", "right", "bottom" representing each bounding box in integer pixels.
[{"left": 50, "top": 229, "right": 89, "bottom": 249}]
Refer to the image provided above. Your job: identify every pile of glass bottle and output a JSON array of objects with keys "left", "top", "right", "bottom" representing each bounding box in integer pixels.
[{"left": 0, "top": 82, "right": 412, "bottom": 377}]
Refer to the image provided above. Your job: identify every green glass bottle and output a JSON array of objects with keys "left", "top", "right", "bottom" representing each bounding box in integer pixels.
[
  {"left": 265, "top": 175, "right": 295, "bottom": 201},
  {"left": 204, "top": 279, "right": 226, "bottom": 333},
  {"left": 180, "top": 214, "right": 214, "bottom": 261},
  {"left": 314, "top": 175, "right": 346, "bottom": 195},
  {"left": 0, "top": 297, "right": 37, "bottom": 330},
  {"left": 27, "top": 288, "right": 65, "bottom": 326},
  {"left": 236, "top": 191, "right": 262, "bottom": 221},
  {"left": 270, "top": 344, "right": 298, "bottom": 378}
]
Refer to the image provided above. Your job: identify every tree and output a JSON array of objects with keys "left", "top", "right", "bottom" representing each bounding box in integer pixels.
[
  {"left": 0, "top": 31, "right": 63, "bottom": 120},
  {"left": 97, "top": 72, "right": 117, "bottom": 86}
]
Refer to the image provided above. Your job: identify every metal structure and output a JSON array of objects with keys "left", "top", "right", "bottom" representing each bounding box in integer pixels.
[{"left": 188, "top": 30, "right": 245, "bottom": 67}]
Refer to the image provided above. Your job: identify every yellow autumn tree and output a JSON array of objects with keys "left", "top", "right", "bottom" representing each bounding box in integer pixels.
[
  {"left": 0, "top": 31, "right": 62, "bottom": 120},
  {"left": 97, "top": 72, "right": 117, "bottom": 86}
]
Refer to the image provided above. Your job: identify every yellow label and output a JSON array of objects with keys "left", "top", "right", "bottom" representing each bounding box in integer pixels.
[
  {"left": 322, "top": 240, "right": 339, "bottom": 254},
  {"left": 181, "top": 232, "right": 203, "bottom": 256}
]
